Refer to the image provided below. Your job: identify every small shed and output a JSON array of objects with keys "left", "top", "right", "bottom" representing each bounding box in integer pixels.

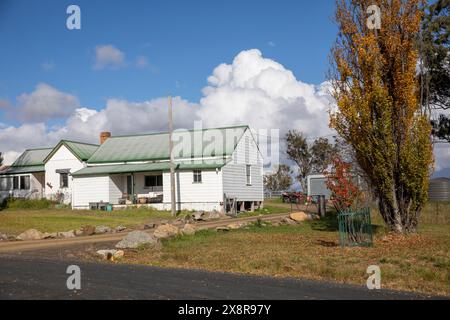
[
  {"left": 307, "top": 174, "right": 331, "bottom": 199},
  {"left": 428, "top": 178, "right": 450, "bottom": 202}
]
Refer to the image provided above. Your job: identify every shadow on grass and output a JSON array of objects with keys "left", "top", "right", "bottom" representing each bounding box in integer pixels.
[
  {"left": 309, "top": 212, "right": 339, "bottom": 231},
  {"left": 0, "top": 199, "right": 6, "bottom": 211},
  {"left": 315, "top": 239, "right": 339, "bottom": 247}
]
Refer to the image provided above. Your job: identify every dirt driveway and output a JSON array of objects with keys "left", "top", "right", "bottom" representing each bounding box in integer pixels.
[{"left": 0, "top": 212, "right": 291, "bottom": 254}]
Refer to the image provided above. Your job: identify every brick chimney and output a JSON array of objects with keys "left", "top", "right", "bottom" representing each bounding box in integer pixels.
[{"left": 100, "top": 131, "right": 111, "bottom": 144}]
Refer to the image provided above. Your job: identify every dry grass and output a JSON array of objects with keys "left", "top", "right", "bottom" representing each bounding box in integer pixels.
[
  {"left": 0, "top": 207, "right": 178, "bottom": 235},
  {"left": 117, "top": 201, "right": 450, "bottom": 297}
]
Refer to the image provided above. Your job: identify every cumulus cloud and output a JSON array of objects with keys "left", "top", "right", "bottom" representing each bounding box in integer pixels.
[
  {"left": 8, "top": 83, "right": 80, "bottom": 122},
  {"left": 93, "top": 45, "right": 125, "bottom": 70},
  {"left": 0, "top": 123, "right": 54, "bottom": 164},
  {"left": 58, "top": 96, "right": 199, "bottom": 143},
  {"left": 0, "top": 96, "right": 198, "bottom": 164},
  {"left": 197, "top": 49, "right": 334, "bottom": 148}
]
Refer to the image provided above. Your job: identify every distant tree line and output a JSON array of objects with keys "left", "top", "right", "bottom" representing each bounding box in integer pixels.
[{"left": 263, "top": 131, "right": 337, "bottom": 194}]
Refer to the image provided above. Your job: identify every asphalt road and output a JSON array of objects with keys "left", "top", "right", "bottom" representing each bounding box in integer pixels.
[{"left": 0, "top": 255, "right": 436, "bottom": 300}]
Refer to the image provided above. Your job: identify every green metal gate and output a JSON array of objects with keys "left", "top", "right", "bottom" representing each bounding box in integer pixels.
[{"left": 338, "top": 208, "right": 373, "bottom": 247}]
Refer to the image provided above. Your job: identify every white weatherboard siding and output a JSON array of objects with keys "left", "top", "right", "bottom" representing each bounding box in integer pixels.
[
  {"left": 146, "top": 202, "right": 221, "bottom": 212},
  {"left": 72, "top": 175, "right": 110, "bottom": 208},
  {"left": 162, "top": 169, "right": 223, "bottom": 211},
  {"left": 0, "top": 172, "right": 45, "bottom": 201},
  {"left": 222, "top": 164, "right": 263, "bottom": 201},
  {"left": 222, "top": 130, "right": 264, "bottom": 201},
  {"left": 45, "top": 145, "right": 84, "bottom": 203},
  {"left": 72, "top": 170, "right": 223, "bottom": 211},
  {"left": 109, "top": 175, "right": 124, "bottom": 204}
]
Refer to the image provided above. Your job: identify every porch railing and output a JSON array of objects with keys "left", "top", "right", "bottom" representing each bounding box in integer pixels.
[{"left": 144, "top": 186, "right": 163, "bottom": 192}]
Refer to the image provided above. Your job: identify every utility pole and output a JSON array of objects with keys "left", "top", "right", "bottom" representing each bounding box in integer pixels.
[{"left": 168, "top": 95, "right": 176, "bottom": 216}]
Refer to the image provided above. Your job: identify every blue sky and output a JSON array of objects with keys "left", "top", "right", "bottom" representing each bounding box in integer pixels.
[{"left": 0, "top": 0, "right": 336, "bottom": 112}]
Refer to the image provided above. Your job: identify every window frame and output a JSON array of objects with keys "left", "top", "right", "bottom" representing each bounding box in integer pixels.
[
  {"left": 19, "top": 175, "right": 30, "bottom": 190},
  {"left": 144, "top": 175, "right": 162, "bottom": 188},
  {"left": 60, "top": 172, "right": 69, "bottom": 188},
  {"left": 193, "top": 170, "right": 202, "bottom": 183}
]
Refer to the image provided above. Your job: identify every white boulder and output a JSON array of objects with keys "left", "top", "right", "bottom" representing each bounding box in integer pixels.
[
  {"left": 58, "top": 230, "right": 75, "bottom": 238},
  {"left": 181, "top": 224, "right": 196, "bottom": 236},
  {"left": 16, "top": 229, "right": 43, "bottom": 241},
  {"left": 115, "top": 231, "right": 159, "bottom": 249},
  {"left": 153, "top": 224, "right": 179, "bottom": 239},
  {"left": 95, "top": 225, "right": 112, "bottom": 234}
]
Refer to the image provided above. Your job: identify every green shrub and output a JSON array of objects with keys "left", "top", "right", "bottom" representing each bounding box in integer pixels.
[{"left": 4, "top": 198, "right": 56, "bottom": 210}]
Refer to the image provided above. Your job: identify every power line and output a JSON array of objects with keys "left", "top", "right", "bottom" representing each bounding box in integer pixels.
[{"left": 253, "top": 132, "right": 337, "bottom": 140}]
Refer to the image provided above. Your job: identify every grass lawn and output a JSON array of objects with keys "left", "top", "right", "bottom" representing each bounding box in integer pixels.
[
  {"left": 0, "top": 207, "right": 179, "bottom": 235},
  {"left": 117, "top": 200, "right": 450, "bottom": 297},
  {"left": 239, "top": 205, "right": 292, "bottom": 217}
]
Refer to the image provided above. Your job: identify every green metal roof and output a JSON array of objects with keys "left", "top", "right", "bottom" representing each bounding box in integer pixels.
[
  {"left": 87, "top": 125, "right": 248, "bottom": 164},
  {"left": 11, "top": 148, "right": 53, "bottom": 167},
  {"left": 0, "top": 165, "right": 45, "bottom": 175},
  {"left": 72, "top": 159, "right": 229, "bottom": 176},
  {"left": 64, "top": 140, "right": 99, "bottom": 160},
  {"left": 43, "top": 140, "right": 99, "bottom": 163}
]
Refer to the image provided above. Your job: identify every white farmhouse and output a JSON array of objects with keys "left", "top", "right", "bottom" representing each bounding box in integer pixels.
[
  {"left": 0, "top": 140, "right": 98, "bottom": 204},
  {"left": 43, "top": 140, "right": 99, "bottom": 203},
  {"left": 0, "top": 125, "right": 264, "bottom": 213},
  {"left": 0, "top": 148, "right": 51, "bottom": 200}
]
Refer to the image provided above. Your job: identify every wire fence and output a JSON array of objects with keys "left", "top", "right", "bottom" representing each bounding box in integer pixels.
[{"left": 338, "top": 208, "right": 373, "bottom": 247}]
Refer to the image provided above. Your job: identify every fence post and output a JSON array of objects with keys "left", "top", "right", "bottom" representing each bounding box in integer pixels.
[{"left": 318, "top": 195, "right": 326, "bottom": 217}]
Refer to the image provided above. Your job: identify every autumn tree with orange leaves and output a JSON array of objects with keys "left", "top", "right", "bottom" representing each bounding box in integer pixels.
[
  {"left": 330, "top": 0, "right": 433, "bottom": 233},
  {"left": 325, "top": 156, "right": 361, "bottom": 213}
]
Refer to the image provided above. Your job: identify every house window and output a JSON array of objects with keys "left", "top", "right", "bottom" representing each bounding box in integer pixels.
[
  {"left": 60, "top": 173, "right": 69, "bottom": 188},
  {"left": 193, "top": 170, "right": 202, "bottom": 183},
  {"left": 12, "top": 176, "right": 19, "bottom": 190},
  {"left": 144, "top": 175, "right": 162, "bottom": 188},
  {"left": 20, "top": 176, "right": 30, "bottom": 190},
  {"left": 246, "top": 165, "right": 251, "bottom": 185}
]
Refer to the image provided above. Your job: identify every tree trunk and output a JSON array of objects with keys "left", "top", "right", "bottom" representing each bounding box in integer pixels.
[
  {"left": 299, "top": 179, "right": 307, "bottom": 195},
  {"left": 377, "top": 187, "right": 418, "bottom": 234}
]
